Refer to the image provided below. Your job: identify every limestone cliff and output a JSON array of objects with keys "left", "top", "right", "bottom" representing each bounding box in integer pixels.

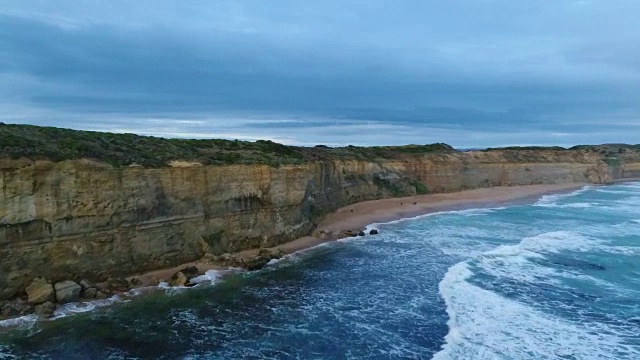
[{"left": 1, "top": 125, "right": 639, "bottom": 300}]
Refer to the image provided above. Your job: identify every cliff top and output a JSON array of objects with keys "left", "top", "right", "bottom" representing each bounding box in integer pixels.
[
  {"left": 0, "top": 123, "right": 454, "bottom": 167},
  {"left": 1, "top": 123, "right": 638, "bottom": 167}
]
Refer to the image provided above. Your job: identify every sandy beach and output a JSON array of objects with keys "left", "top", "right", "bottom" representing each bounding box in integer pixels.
[
  {"left": 230, "top": 183, "right": 588, "bottom": 262},
  {"left": 125, "top": 183, "right": 587, "bottom": 287},
  {"left": 0, "top": 182, "right": 592, "bottom": 328}
]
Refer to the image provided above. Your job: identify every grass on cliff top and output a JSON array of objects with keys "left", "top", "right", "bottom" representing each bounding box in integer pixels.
[{"left": 0, "top": 123, "right": 455, "bottom": 167}]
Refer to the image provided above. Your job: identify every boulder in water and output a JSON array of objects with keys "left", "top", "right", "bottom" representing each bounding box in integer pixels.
[
  {"left": 244, "top": 256, "right": 271, "bottom": 271},
  {"left": 169, "top": 271, "right": 188, "bottom": 287},
  {"left": 26, "top": 278, "right": 55, "bottom": 304},
  {"left": 54, "top": 280, "right": 82, "bottom": 303},
  {"left": 179, "top": 266, "right": 200, "bottom": 279},
  {"left": 83, "top": 287, "right": 98, "bottom": 299},
  {"left": 358, "top": 231, "right": 366, "bottom": 236},
  {"left": 107, "top": 277, "right": 131, "bottom": 292},
  {"left": 34, "top": 302, "right": 56, "bottom": 318},
  {"left": 79, "top": 279, "right": 93, "bottom": 291},
  {"left": 107, "top": 278, "right": 131, "bottom": 292},
  {"left": 369, "top": 229, "right": 379, "bottom": 235},
  {"left": 95, "top": 291, "right": 110, "bottom": 300}
]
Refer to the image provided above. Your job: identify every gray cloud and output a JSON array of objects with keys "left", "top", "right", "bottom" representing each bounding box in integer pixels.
[{"left": 1, "top": 0, "right": 639, "bottom": 147}]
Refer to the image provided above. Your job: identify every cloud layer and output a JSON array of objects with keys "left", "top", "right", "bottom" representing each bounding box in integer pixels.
[{"left": 2, "top": 1, "right": 639, "bottom": 147}]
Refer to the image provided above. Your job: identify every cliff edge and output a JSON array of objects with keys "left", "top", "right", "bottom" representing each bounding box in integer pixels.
[{"left": 1, "top": 124, "right": 639, "bottom": 301}]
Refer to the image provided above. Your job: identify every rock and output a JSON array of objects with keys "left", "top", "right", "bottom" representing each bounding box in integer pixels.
[
  {"left": 179, "top": 266, "right": 200, "bottom": 279},
  {"left": 54, "top": 280, "right": 82, "bottom": 303},
  {"left": 339, "top": 230, "right": 359, "bottom": 238},
  {"left": 169, "top": 271, "right": 188, "bottom": 287},
  {"left": 34, "top": 302, "right": 56, "bottom": 318},
  {"left": 358, "top": 231, "right": 365, "bottom": 236},
  {"left": 129, "top": 277, "right": 142, "bottom": 286},
  {"left": 95, "top": 291, "right": 110, "bottom": 300},
  {"left": 369, "top": 229, "right": 379, "bottom": 235},
  {"left": 25, "top": 278, "right": 55, "bottom": 304},
  {"left": 215, "top": 253, "right": 238, "bottom": 266},
  {"left": 83, "top": 287, "right": 98, "bottom": 299},
  {"left": 107, "top": 277, "right": 131, "bottom": 292},
  {"left": 79, "top": 279, "right": 93, "bottom": 291},
  {"left": 243, "top": 256, "right": 271, "bottom": 271},
  {"left": 1, "top": 298, "right": 34, "bottom": 318}
]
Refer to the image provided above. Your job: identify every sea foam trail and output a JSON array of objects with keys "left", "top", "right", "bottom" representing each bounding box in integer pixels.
[
  {"left": 433, "top": 229, "right": 640, "bottom": 360},
  {"left": 534, "top": 185, "right": 591, "bottom": 206},
  {"left": 433, "top": 262, "right": 639, "bottom": 360}
]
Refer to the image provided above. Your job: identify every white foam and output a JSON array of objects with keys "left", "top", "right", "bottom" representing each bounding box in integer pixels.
[
  {"left": 51, "top": 295, "right": 123, "bottom": 319},
  {"left": 433, "top": 261, "right": 640, "bottom": 360},
  {"left": 0, "top": 314, "right": 38, "bottom": 331},
  {"left": 0, "top": 345, "right": 18, "bottom": 360},
  {"left": 535, "top": 186, "right": 592, "bottom": 206},
  {"left": 190, "top": 269, "right": 224, "bottom": 285},
  {"left": 619, "top": 182, "right": 640, "bottom": 190},
  {"left": 365, "top": 207, "right": 503, "bottom": 232},
  {"left": 534, "top": 201, "right": 595, "bottom": 209},
  {"left": 596, "top": 189, "right": 639, "bottom": 195}
]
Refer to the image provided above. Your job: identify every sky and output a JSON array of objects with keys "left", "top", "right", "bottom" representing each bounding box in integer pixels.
[{"left": 1, "top": 0, "right": 639, "bottom": 148}]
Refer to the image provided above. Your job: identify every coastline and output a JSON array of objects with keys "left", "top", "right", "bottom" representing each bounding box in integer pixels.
[
  {"left": 0, "top": 183, "right": 589, "bottom": 328},
  {"left": 232, "top": 183, "right": 588, "bottom": 260}
]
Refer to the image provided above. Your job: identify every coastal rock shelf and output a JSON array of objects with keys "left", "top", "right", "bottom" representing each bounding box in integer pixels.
[{"left": 1, "top": 125, "right": 639, "bottom": 304}]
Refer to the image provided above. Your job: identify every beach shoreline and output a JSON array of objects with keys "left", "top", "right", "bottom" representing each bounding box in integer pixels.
[
  {"left": 228, "top": 183, "right": 589, "bottom": 261},
  {"left": 138, "top": 183, "right": 589, "bottom": 283},
  {"left": 0, "top": 183, "right": 590, "bottom": 328}
]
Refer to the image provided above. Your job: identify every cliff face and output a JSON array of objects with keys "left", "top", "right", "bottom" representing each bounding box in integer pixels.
[{"left": 0, "top": 149, "right": 634, "bottom": 300}]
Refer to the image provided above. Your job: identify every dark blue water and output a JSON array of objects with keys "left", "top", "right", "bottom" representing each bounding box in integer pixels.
[{"left": 1, "top": 183, "right": 640, "bottom": 359}]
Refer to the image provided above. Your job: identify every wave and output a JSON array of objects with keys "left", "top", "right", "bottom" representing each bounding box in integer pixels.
[
  {"left": 189, "top": 269, "right": 225, "bottom": 285},
  {"left": 433, "top": 261, "right": 639, "bottom": 360},
  {"left": 365, "top": 207, "right": 504, "bottom": 234},
  {"left": 534, "top": 201, "right": 594, "bottom": 208},
  {"left": 534, "top": 186, "right": 592, "bottom": 206},
  {"left": 1, "top": 270, "right": 235, "bottom": 328},
  {"left": 0, "top": 345, "right": 18, "bottom": 360},
  {"left": 596, "top": 189, "right": 639, "bottom": 195},
  {"left": 0, "top": 314, "right": 38, "bottom": 332},
  {"left": 433, "top": 230, "right": 640, "bottom": 359}
]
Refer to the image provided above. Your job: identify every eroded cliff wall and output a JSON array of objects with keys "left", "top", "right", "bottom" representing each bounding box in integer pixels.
[{"left": 0, "top": 149, "right": 627, "bottom": 299}]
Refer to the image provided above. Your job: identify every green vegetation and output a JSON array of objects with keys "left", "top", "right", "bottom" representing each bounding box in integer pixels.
[
  {"left": 603, "top": 156, "right": 622, "bottom": 167},
  {"left": 0, "top": 124, "right": 308, "bottom": 167},
  {"left": 373, "top": 176, "right": 405, "bottom": 197},
  {"left": 412, "top": 181, "right": 430, "bottom": 195},
  {"left": 6, "top": 123, "right": 636, "bottom": 168},
  {"left": 0, "top": 123, "right": 456, "bottom": 167}
]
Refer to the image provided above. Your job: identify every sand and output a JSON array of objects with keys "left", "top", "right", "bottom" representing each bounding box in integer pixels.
[
  {"left": 131, "top": 183, "right": 587, "bottom": 286},
  {"left": 250, "top": 183, "right": 587, "bottom": 256}
]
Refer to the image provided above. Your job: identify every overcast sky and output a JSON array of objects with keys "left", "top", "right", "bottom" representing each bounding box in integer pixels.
[{"left": 1, "top": 1, "right": 639, "bottom": 147}]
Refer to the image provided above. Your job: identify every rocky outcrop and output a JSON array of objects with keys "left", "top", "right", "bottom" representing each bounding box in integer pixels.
[
  {"left": 0, "top": 148, "right": 635, "bottom": 300},
  {"left": 1, "top": 298, "right": 33, "bottom": 318},
  {"left": 34, "top": 302, "right": 56, "bottom": 318},
  {"left": 169, "top": 272, "right": 188, "bottom": 287},
  {"left": 54, "top": 281, "right": 82, "bottom": 303},
  {"left": 25, "top": 278, "right": 55, "bottom": 304}
]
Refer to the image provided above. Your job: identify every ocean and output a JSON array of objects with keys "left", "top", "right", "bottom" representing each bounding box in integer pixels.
[{"left": 1, "top": 182, "right": 639, "bottom": 359}]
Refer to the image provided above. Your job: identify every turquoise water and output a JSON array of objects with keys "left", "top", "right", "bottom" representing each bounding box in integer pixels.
[{"left": 1, "top": 183, "right": 640, "bottom": 359}]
